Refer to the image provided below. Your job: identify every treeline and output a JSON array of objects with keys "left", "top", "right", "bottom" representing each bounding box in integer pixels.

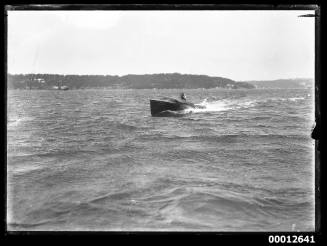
[
  {"left": 7, "top": 74, "right": 120, "bottom": 90},
  {"left": 7, "top": 73, "right": 255, "bottom": 90}
]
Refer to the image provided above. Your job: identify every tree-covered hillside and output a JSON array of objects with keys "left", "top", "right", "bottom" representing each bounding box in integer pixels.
[{"left": 7, "top": 73, "right": 255, "bottom": 89}]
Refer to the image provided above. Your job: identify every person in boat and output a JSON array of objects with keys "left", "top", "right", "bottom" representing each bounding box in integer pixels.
[{"left": 180, "top": 92, "right": 187, "bottom": 102}]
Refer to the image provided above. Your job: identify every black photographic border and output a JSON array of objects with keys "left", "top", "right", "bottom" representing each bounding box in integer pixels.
[{"left": 2, "top": 3, "right": 324, "bottom": 245}]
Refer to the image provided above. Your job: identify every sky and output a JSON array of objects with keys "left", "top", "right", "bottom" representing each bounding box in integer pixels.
[{"left": 7, "top": 10, "right": 315, "bottom": 81}]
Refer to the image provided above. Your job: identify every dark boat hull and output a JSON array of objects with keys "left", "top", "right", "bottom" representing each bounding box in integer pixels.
[{"left": 150, "top": 99, "right": 195, "bottom": 116}]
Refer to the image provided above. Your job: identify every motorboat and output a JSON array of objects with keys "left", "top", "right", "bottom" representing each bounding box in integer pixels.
[{"left": 150, "top": 97, "right": 204, "bottom": 116}]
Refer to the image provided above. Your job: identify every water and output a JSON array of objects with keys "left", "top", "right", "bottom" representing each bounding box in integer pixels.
[{"left": 7, "top": 88, "right": 315, "bottom": 231}]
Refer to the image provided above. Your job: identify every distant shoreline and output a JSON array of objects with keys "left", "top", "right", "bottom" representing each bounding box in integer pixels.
[
  {"left": 7, "top": 73, "right": 254, "bottom": 90},
  {"left": 7, "top": 73, "right": 313, "bottom": 90}
]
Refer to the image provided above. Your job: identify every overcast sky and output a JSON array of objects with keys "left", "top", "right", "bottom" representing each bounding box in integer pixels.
[{"left": 8, "top": 10, "right": 315, "bottom": 81}]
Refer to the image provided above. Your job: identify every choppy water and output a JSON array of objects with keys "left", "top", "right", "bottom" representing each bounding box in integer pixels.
[{"left": 7, "top": 88, "right": 315, "bottom": 231}]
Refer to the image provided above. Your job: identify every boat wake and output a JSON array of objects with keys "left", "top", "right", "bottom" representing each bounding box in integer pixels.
[
  {"left": 184, "top": 98, "right": 257, "bottom": 114},
  {"left": 188, "top": 94, "right": 308, "bottom": 115},
  {"left": 192, "top": 99, "right": 232, "bottom": 113},
  {"left": 151, "top": 94, "right": 309, "bottom": 117}
]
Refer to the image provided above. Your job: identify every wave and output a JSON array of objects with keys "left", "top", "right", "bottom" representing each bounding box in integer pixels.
[
  {"left": 8, "top": 163, "right": 45, "bottom": 175},
  {"left": 289, "top": 97, "right": 306, "bottom": 102},
  {"left": 7, "top": 220, "right": 62, "bottom": 229},
  {"left": 159, "top": 149, "right": 215, "bottom": 163},
  {"left": 7, "top": 118, "right": 23, "bottom": 128},
  {"left": 255, "top": 96, "right": 306, "bottom": 105},
  {"left": 7, "top": 116, "right": 34, "bottom": 128},
  {"left": 157, "top": 188, "right": 313, "bottom": 231},
  {"left": 102, "top": 120, "right": 140, "bottom": 131}
]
